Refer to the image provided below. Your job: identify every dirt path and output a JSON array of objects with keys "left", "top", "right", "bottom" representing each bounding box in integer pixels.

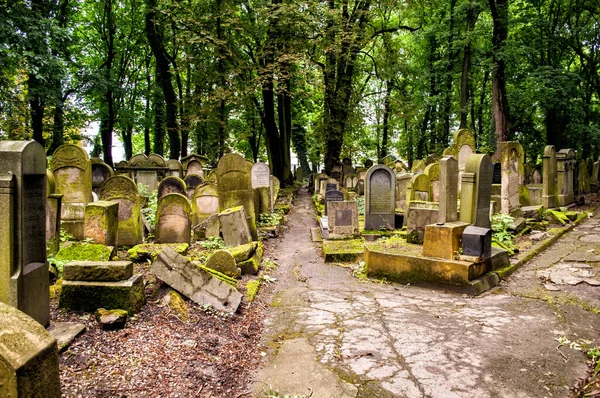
[{"left": 254, "top": 187, "right": 600, "bottom": 397}]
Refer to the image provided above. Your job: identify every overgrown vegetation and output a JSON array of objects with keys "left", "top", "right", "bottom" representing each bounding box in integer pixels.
[{"left": 491, "top": 213, "right": 515, "bottom": 252}]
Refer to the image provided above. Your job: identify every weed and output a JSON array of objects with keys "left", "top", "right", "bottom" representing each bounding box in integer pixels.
[
  {"left": 491, "top": 213, "right": 515, "bottom": 250},
  {"left": 140, "top": 185, "right": 158, "bottom": 227},
  {"left": 200, "top": 236, "right": 227, "bottom": 250}
]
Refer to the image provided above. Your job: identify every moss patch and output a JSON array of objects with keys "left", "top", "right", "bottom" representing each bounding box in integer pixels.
[
  {"left": 245, "top": 280, "right": 261, "bottom": 302},
  {"left": 128, "top": 243, "right": 189, "bottom": 262},
  {"left": 195, "top": 263, "right": 239, "bottom": 288},
  {"left": 56, "top": 242, "right": 112, "bottom": 262},
  {"left": 165, "top": 290, "right": 188, "bottom": 321},
  {"left": 322, "top": 239, "right": 365, "bottom": 262}
]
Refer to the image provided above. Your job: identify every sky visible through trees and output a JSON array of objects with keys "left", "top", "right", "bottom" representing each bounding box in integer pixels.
[{"left": 1, "top": 0, "right": 599, "bottom": 183}]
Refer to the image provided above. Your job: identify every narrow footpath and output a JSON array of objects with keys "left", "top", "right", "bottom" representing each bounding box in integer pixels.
[{"left": 253, "top": 187, "right": 600, "bottom": 398}]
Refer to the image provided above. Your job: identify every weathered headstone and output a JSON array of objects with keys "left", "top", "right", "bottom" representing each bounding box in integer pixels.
[
  {"left": 424, "top": 162, "right": 440, "bottom": 202},
  {"left": 443, "top": 129, "right": 476, "bottom": 192},
  {"left": 270, "top": 175, "right": 280, "bottom": 206},
  {"left": 356, "top": 167, "right": 367, "bottom": 195},
  {"left": 325, "top": 189, "right": 344, "bottom": 215},
  {"left": 459, "top": 154, "right": 492, "bottom": 229},
  {"left": 91, "top": 159, "right": 114, "bottom": 196},
  {"left": 206, "top": 250, "right": 240, "bottom": 278},
  {"left": 295, "top": 166, "right": 303, "bottom": 182},
  {"left": 364, "top": 165, "right": 396, "bottom": 230},
  {"left": 0, "top": 302, "right": 61, "bottom": 397},
  {"left": 328, "top": 201, "right": 359, "bottom": 238},
  {"left": 100, "top": 175, "right": 143, "bottom": 246},
  {"left": 166, "top": 159, "right": 183, "bottom": 178},
  {"left": 192, "top": 183, "right": 220, "bottom": 226},
  {"left": 542, "top": 145, "right": 558, "bottom": 208},
  {"left": 158, "top": 176, "right": 187, "bottom": 200},
  {"left": 46, "top": 170, "right": 63, "bottom": 256},
  {"left": 395, "top": 173, "right": 414, "bottom": 212},
  {"left": 578, "top": 159, "right": 591, "bottom": 194},
  {"left": 183, "top": 173, "right": 204, "bottom": 200},
  {"left": 407, "top": 174, "right": 432, "bottom": 203},
  {"left": 411, "top": 159, "right": 426, "bottom": 174},
  {"left": 182, "top": 154, "right": 208, "bottom": 177},
  {"left": 533, "top": 169, "right": 542, "bottom": 184},
  {"left": 438, "top": 156, "right": 458, "bottom": 224},
  {"left": 591, "top": 160, "right": 600, "bottom": 193},
  {"left": 51, "top": 144, "right": 92, "bottom": 239},
  {"left": 252, "top": 162, "right": 272, "bottom": 214},
  {"left": 215, "top": 154, "right": 258, "bottom": 240},
  {"left": 84, "top": 201, "right": 119, "bottom": 247},
  {"left": 155, "top": 193, "right": 192, "bottom": 244},
  {"left": 218, "top": 206, "right": 252, "bottom": 246},
  {"left": 496, "top": 142, "right": 524, "bottom": 215},
  {"left": 0, "top": 140, "right": 49, "bottom": 326},
  {"left": 556, "top": 148, "right": 575, "bottom": 206},
  {"left": 331, "top": 165, "right": 342, "bottom": 182}
]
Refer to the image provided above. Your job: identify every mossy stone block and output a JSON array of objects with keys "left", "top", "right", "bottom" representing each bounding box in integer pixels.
[
  {"left": 59, "top": 274, "right": 146, "bottom": 314},
  {"left": 128, "top": 243, "right": 189, "bottom": 262},
  {"left": 226, "top": 242, "right": 258, "bottom": 263},
  {"left": 55, "top": 242, "right": 113, "bottom": 262},
  {"left": 63, "top": 261, "right": 133, "bottom": 282},
  {"left": 238, "top": 253, "right": 260, "bottom": 275},
  {"left": 205, "top": 250, "right": 240, "bottom": 278}
]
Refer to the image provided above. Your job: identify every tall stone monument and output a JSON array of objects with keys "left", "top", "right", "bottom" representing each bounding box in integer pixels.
[
  {"left": 459, "top": 154, "right": 492, "bottom": 228},
  {"left": 0, "top": 140, "right": 50, "bottom": 326},
  {"left": 364, "top": 165, "right": 396, "bottom": 230},
  {"left": 542, "top": 146, "right": 558, "bottom": 208}
]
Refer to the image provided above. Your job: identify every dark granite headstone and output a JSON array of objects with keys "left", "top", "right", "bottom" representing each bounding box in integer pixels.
[
  {"left": 325, "top": 189, "right": 344, "bottom": 215},
  {"left": 364, "top": 165, "right": 396, "bottom": 230},
  {"left": 326, "top": 183, "right": 337, "bottom": 192},
  {"left": 462, "top": 225, "right": 492, "bottom": 258}
]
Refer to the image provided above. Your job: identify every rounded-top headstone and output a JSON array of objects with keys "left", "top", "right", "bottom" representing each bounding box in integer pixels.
[
  {"left": 51, "top": 144, "right": 89, "bottom": 172},
  {"left": 148, "top": 153, "right": 166, "bottom": 167},
  {"left": 101, "top": 175, "right": 138, "bottom": 201},
  {"left": 251, "top": 162, "right": 271, "bottom": 188},
  {"left": 158, "top": 176, "right": 187, "bottom": 200},
  {"left": 216, "top": 153, "right": 252, "bottom": 190},
  {"left": 128, "top": 154, "right": 148, "bottom": 167},
  {"left": 205, "top": 250, "right": 239, "bottom": 278}
]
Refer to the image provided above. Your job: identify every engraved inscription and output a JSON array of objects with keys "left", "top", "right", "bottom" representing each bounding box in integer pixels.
[
  {"left": 335, "top": 209, "right": 353, "bottom": 226},
  {"left": 369, "top": 170, "right": 392, "bottom": 214},
  {"left": 23, "top": 175, "right": 46, "bottom": 265}
]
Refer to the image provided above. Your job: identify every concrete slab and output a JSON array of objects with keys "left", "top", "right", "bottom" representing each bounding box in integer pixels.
[{"left": 47, "top": 322, "right": 86, "bottom": 352}]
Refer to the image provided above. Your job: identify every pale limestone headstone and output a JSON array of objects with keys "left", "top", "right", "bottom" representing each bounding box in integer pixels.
[
  {"left": 166, "top": 159, "right": 183, "bottom": 178},
  {"left": 395, "top": 173, "right": 413, "bottom": 212},
  {"left": 0, "top": 140, "right": 49, "bottom": 326},
  {"left": 155, "top": 193, "right": 192, "bottom": 244},
  {"left": 51, "top": 144, "right": 92, "bottom": 239},
  {"left": 459, "top": 154, "right": 492, "bottom": 229},
  {"left": 182, "top": 154, "right": 208, "bottom": 177},
  {"left": 328, "top": 200, "right": 359, "bottom": 238},
  {"left": 533, "top": 169, "right": 542, "bottom": 184},
  {"left": 192, "top": 184, "right": 220, "bottom": 226},
  {"left": 251, "top": 162, "right": 271, "bottom": 188},
  {"left": 497, "top": 142, "right": 524, "bottom": 215},
  {"left": 0, "top": 302, "right": 61, "bottom": 397},
  {"left": 443, "top": 129, "right": 476, "bottom": 192},
  {"left": 439, "top": 156, "right": 458, "bottom": 224},
  {"left": 218, "top": 206, "right": 252, "bottom": 246},
  {"left": 542, "top": 146, "right": 558, "bottom": 208},
  {"left": 364, "top": 165, "right": 396, "bottom": 230},
  {"left": 556, "top": 148, "right": 575, "bottom": 206},
  {"left": 100, "top": 175, "right": 143, "bottom": 246}
]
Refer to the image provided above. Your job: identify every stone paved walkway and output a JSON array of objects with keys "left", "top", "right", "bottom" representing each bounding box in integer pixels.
[{"left": 254, "top": 188, "right": 600, "bottom": 398}]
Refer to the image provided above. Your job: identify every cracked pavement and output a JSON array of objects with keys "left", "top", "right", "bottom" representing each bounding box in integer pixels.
[{"left": 254, "top": 188, "right": 600, "bottom": 397}]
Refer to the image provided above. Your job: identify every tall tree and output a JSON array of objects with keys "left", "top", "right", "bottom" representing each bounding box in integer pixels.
[{"left": 489, "top": 0, "right": 509, "bottom": 143}]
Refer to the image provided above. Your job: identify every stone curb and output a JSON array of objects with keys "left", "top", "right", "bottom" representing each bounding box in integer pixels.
[{"left": 496, "top": 206, "right": 598, "bottom": 280}]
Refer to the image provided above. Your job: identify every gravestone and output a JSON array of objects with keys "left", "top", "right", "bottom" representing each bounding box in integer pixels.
[
  {"left": 184, "top": 173, "right": 204, "bottom": 200},
  {"left": 364, "top": 159, "right": 374, "bottom": 168},
  {"left": 364, "top": 165, "right": 396, "bottom": 230},
  {"left": 192, "top": 183, "right": 220, "bottom": 226},
  {"left": 46, "top": 170, "right": 63, "bottom": 256},
  {"left": 215, "top": 153, "right": 257, "bottom": 240},
  {"left": 331, "top": 166, "right": 342, "bottom": 182},
  {"left": 155, "top": 193, "right": 192, "bottom": 244},
  {"left": 100, "top": 175, "right": 143, "bottom": 246},
  {"left": 533, "top": 169, "right": 542, "bottom": 184},
  {"left": 166, "top": 159, "right": 183, "bottom": 178},
  {"left": 148, "top": 153, "right": 167, "bottom": 168},
  {"left": 443, "top": 129, "right": 476, "bottom": 192},
  {"left": 459, "top": 154, "right": 492, "bottom": 229},
  {"left": 556, "top": 148, "right": 575, "bottom": 206},
  {"left": 0, "top": 302, "right": 61, "bottom": 397},
  {"left": 407, "top": 174, "right": 432, "bottom": 203},
  {"left": 542, "top": 146, "right": 558, "bottom": 208},
  {"left": 51, "top": 144, "right": 92, "bottom": 239},
  {"left": 496, "top": 142, "right": 524, "bottom": 215},
  {"left": 158, "top": 176, "right": 187, "bottom": 200},
  {"left": 492, "top": 163, "right": 501, "bottom": 184},
  {"left": 395, "top": 173, "right": 414, "bottom": 212},
  {"left": 270, "top": 175, "right": 280, "bottom": 206},
  {"left": 219, "top": 206, "right": 252, "bottom": 246},
  {"left": 438, "top": 156, "right": 458, "bottom": 224},
  {"left": 591, "top": 161, "right": 600, "bottom": 193},
  {"left": 411, "top": 159, "right": 426, "bottom": 174},
  {"left": 462, "top": 225, "right": 492, "bottom": 258},
  {"left": 328, "top": 201, "right": 359, "bottom": 238},
  {"left": 344, "top": 173, "right": 358, "bottom": 191},
  {"left": 394, "top": 160, "right": 407, "bottom": 174},
  {"left": 424, "top": 162, "right": 440, "bottom": 202},
  {"left": 578, "top": 159, "right": 591, "bottom": 194},
  {"left": 296, "top": 167, "right": 304, "bottom": 182},
  {"left": 129, "top": 153, "right": 166, "bottom": 194},
  {"left": 0, "top": 141, "right": 49, "bottom": 326},
  {"left": 84, "top": 201, "right": 119, "bottom": 247},
  {"left": 182, "top": 154, "right": 208, "bottom": 177},
  {"left": 91, "top": 160, "right": 114, "bottom": 196},
  {"left": 315, "top": 173, "right": 328, "bottom": 195},
  {"left": 252, "top": 162, "right": 272, "bottom": 214},
  {"left": 325, "top": 189, "right": 344, "bottom": 215},
  {"left": 326, "top": 177, "right": 339, "bottom": 192}
]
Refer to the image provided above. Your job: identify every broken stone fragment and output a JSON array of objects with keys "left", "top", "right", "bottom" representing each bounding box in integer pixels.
[
  {"left": 95, "top": 308, "right": 128, "bottom": 330},
  {"left": 151, "top": 247, "right": 242, "bottom": 313},
  {"left": 206, "top": 250, "right": 241, "bottom": 278}
]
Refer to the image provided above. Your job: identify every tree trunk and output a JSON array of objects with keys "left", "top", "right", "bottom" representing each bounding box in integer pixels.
[
  {"left": 380, "top": 80, "right": 392, "bottom": 161},
  {"left": 153, "top": 70, "right": 166, "bottom": 156},
  {"left": 460, "top": 0, "right": 478, "bottom": 129},
  {"left": 489, "top": 0, "right": 510, "bottom": 142},
  {"left": 442, "top": 0, "right": 457, "bottom": 142},
  {"left": 144, "top": 60, "right": 152, "bottom": 156}
]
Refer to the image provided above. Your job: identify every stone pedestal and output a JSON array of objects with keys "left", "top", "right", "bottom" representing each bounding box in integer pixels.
[
  {"left": 84, "top": 201, "right": 119, "bottom": 247},
  {"left": 422, "top": 222, "right": 469, "bottom": 260}
]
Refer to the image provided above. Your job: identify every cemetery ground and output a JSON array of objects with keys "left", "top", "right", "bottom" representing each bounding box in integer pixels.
[{"left": 49, "top": 188, "right": 600, "bottom": 397}]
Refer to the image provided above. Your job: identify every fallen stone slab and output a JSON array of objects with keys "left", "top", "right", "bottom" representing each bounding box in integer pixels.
[
  {"left": 151, "top": 247, "right": 242, "bottom": 313},
  {"left": 47, "top": 322, "right": 86, "bottom": 353}
]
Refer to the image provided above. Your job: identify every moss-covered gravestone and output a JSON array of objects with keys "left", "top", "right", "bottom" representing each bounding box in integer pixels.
[
  {"left": 219, "top": 206, "right": 252, "bottom": 246},
  {"left": 424, "top": 162, "right": 440, "bottom": 202},
  {"left": 495, "top": 142, "right": 524, "bottom": 215},
  {"left": 542, "top": 146, "right": 558, "bottom": 208},
  {"left": 46, "top": 169, "right": 63, "bottom": 256},
  {"left": 166, "top": 159, "right": 183, "bottom": 178},
  {"left": 443, "top": 129, "right": 476, "bottom": 192},
  {"left": 0, "top": 302, "right": 61, "bottom": 397},
  {"left": 192, "top": 184, "right": 219, "bottom": 226},
  {"left": 51, "top": 144, "right": 92, "bottom": 240},
  {"left": 157, "top": 176, "right": 186, "bottom": 200},
  {"left": 459, "top": 154, "right": 492, "bottom": 229},
  {"left": 183, "top": 173, "right": 204, "bottom": 200},
  {"left": 155, "top": 193, "right": 192, "bottom": 244},
  {"left": 0, "top": 141, "right": 49, "bottom": 326},
  {"left": 84, "top": 201, "right": 119, "bottom": 247},
  {"left": 100, "top": 175, "right": 143, "bottom": 246},
  {"left": 216, "top": 153, "right": 258, "bottom": 240},
  {"left": 556, "top": 148, "right": 576, "bottom": 206},
  {"left": 206, "top": 250, "right": 240, "bottom": 278}
]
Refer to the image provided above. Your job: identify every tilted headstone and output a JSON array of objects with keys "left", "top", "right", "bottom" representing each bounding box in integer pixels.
[
  {"left": 100, "top": 175, "right": 143, "bottom": 246},
  {"left": 364, "top": 165, "right": 396, "bottom": 230},
  {"left": 46, "top": 170, "right": 63, "bottom": 256},
  {"left": 84, "top": 201, "right": 119, "bottom": 247},
  {"left": 157, "top": 176, "right": 187, "bottom": 200},
  {"left": 51, "top": 144, "right": 92, "bottom": 239},
  {"left": 459, "top": 154, "right": 492, "bottom": 229},
  {"left": 438, "top": 156, "right": 458, "bottom": 224},
  {"left": 325, "top": 189, "right": 344, "bottom": 215},
  {"left": 542, "top": 146, "right": 558, "bottom": 208},
  {"left": 0, "top": 141, "right": 49, "bottom": 326},
  {"left": 219, "top": 206, "right": 252, "bottom": 246},
  {"left": 424, "top": 162, "right": 440, "bottom": 202},
  {"left": 192, "top": 183, "right": 220, "bottom": 226},
  {"left": 155, "top": 193, "right": 192, "bottom": 244},
  {"left": 215, "top": 153, "right": 258, "bottom": 239},
  {"left": 556, "top": 148, "right": 576, "bottom": 206},
  {"left": 497, "top": 142, "right": 524, "bottom": 215},
  {"left": 91, "top": 159, "right": 114, "bottom": 196},
  {"left": 0, "top": 302, "right": 61, "bottom": 397},
  {"left": 252, "top": 162, "right": 272, "bottom": 214}
]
